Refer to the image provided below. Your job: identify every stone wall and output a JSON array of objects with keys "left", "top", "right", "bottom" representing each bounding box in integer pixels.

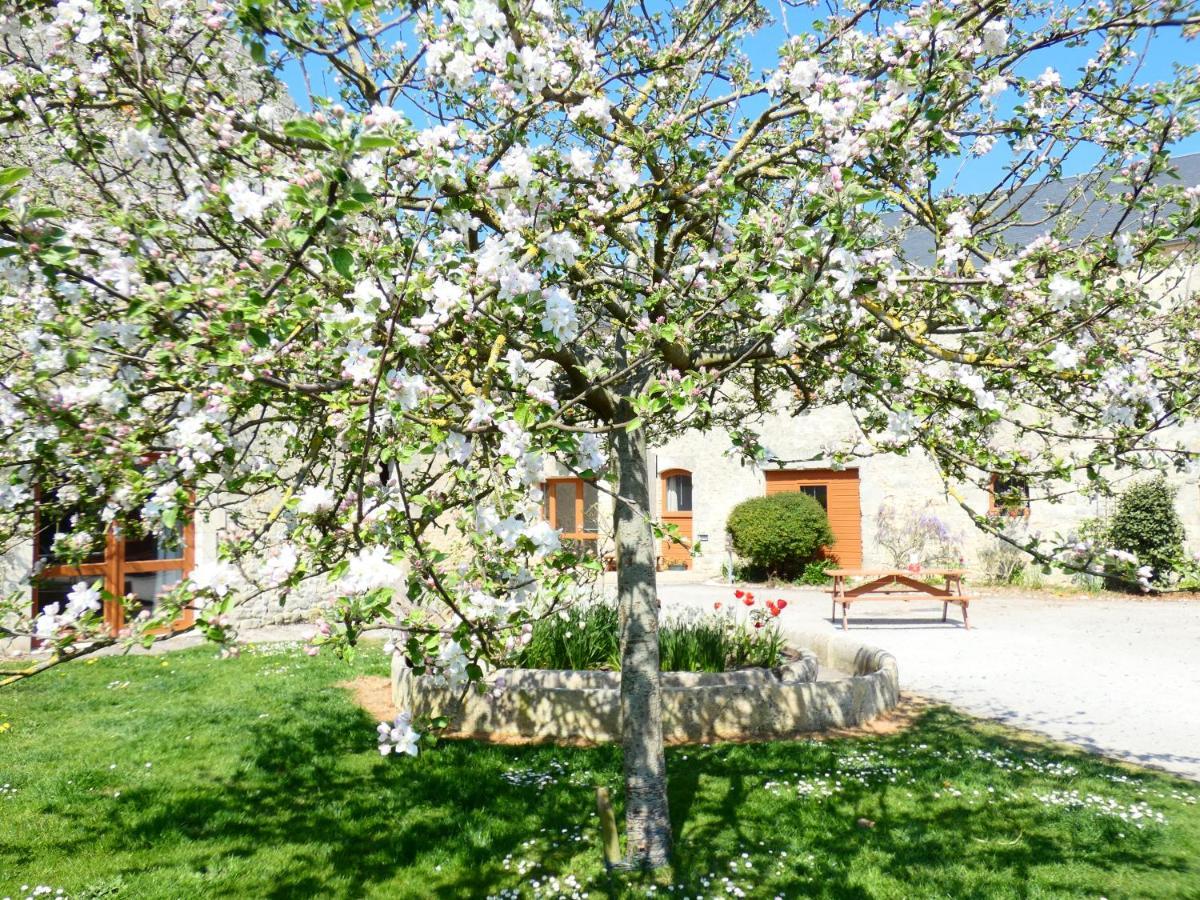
[{"left": 392, "top": 630, "right": 898, "bottom": 745}]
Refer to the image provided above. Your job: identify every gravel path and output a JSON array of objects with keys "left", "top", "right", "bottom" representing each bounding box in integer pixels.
[{"left": 659, "top": 581, "right": 1200, "bottom": 781}]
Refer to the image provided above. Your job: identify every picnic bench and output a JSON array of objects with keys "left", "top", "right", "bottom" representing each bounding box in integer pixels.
[{"left": 827, "top": 568, "right": 972, "bottom": 631}]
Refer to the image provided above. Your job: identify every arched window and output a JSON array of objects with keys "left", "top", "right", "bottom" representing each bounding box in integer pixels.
[
  {"left": 660, "top": 469, "right": 694, "bottom": 571},
  {"left": 665, "top": 472, "right": 693, "bottom": 512}
]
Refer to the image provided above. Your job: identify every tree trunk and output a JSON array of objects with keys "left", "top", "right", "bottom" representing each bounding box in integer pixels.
[{"left": 612, "top": 423, "right": 672, "bottom": 868}]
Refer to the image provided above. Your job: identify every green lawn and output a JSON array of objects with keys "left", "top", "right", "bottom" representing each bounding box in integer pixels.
[{"left": 1, "top": 644, "right": 1198, "bottom": 899}]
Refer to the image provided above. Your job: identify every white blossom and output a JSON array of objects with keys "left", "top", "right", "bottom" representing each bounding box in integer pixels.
[
  {"left": 1048, "top": 275, "right": 1085, "bottom": 308},
  {"left": 981, "top": 19, "right": 1008, "bottom": 54},
  {"left": 443, "top": 432, "right": 473, "bottom": 464},
  {"left": 65, "top": 580, "right": 102, "bottom": 619},
  {"left": 377, "top": 711, "right": 421, "bottom": 757},
  {"left": 189, "top": 560, "right": 237, "bottom": 599},
  {"left": 226, "top": 179, "right": 285, "bottom": 223},
  {"left": 755, "top": 291, "right": 784, "bottom": 317},
  {"left": 339, "top": 546, "right": 404, "bottom": 594},
  {"left": 772, "top": 328, "right": 798, "bottom": 357},
  {"left": 1048, "top": 342, "right": 1081, "bottom": 369},
  {"left": 297, "top": 485, "right": 337, "bottom": 516},
  {"left": 540, "top": 287, "right": 579, "bottom": 341}
]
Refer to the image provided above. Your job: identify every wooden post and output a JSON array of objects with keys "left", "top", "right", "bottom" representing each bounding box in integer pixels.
[{"left": 595, "top": 786, "right": 622, "bottom": 870}]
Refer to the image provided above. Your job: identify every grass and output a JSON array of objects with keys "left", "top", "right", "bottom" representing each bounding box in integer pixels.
[
  {"left": 515, "top": 603, "right": 786, "bottom": 672},
  {"left": 1, "top": 644, "right": 1198, "bottom": 898}
]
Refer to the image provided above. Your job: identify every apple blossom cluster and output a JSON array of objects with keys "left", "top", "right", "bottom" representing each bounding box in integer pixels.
[{"left": 377, "top": 711, "right": 421, "bottom": 757}]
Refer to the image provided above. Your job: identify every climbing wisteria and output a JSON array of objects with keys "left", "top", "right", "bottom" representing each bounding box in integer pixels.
[{"left": 2, "top": 0, "right": 1199, "bottom": 867}]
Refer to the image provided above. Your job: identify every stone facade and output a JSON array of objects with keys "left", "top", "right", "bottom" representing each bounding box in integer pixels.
[{"left": 648, "top": 407, "right": 1200, "bottom": 580}]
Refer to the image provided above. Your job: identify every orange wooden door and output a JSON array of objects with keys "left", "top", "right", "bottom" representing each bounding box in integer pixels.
[
  {"left": 764, "top": 469, "right": 862, "bottom": 567},
  {"left": 660, "top": 469, "right": 693, "bottom": 570}
]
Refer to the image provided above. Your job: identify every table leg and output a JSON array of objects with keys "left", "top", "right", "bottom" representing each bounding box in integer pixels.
[
  {"left": 942, "top": 600, "right": 948, "bottom": 622},
  {"left": 962, "top": 599, "right": 970, "bottom": 630}
]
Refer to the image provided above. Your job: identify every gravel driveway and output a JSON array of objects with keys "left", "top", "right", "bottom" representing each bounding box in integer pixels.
[{"left": 657, "top": 581, "right": 1200, "bottom": 781}]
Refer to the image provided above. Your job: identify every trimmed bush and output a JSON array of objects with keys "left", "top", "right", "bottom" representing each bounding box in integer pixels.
[
  {"left": 726, "top": 491, "right": 835, "bottom": 579},
  {"left": 1107, "top": 476, "right": 1185, "bottom": 587}
]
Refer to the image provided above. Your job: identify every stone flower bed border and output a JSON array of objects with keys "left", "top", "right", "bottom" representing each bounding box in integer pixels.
[{"left": 392, "top": 628, "right": 899, "bottom": 745}]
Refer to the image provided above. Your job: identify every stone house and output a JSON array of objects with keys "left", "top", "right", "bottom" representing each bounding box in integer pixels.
[{"left": 545, "top": 154, "right": 1200, "bottom": 580}]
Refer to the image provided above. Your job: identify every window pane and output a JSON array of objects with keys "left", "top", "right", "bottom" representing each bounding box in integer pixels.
[
  {"left": 582, "top": 482, "right": 599, "bottom": 532},
  {"left": 993, "top": 476, "right": 1029, "bottom": 511},
  {"left": 554, "top": 481, "right": 577, "bottom": 533},
  {"left": 569, "top": 538, "right": 598, "bottom": 558},
  {"left": 123, "top": 522, "right": 185, "bottom": 562},
  {"left": 123, "top": 570, "right": 186, "bottom": 619},
  {"left": 799, "top": 485, "right": 828, "bottom": 510},
  {"left": 35, "top": 511, "right": 105, "bottom": 565},
  {"left": 33, "top": 577, "right": 81, "bottom": 616},
  {"left": 667, "top": 475, "right": 693, "bottom": 512}
]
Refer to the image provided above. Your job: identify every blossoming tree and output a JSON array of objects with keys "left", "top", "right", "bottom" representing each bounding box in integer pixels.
[{"left": 2, "top": 0, "right": 1199, "bottom": 868}]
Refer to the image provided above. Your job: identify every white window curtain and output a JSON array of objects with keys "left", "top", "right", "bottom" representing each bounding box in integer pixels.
[{"left": 666, "top": 474, "right": 692, "bottom": 512}]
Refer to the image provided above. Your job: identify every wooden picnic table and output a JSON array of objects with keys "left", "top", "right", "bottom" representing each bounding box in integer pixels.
[{"left": 826, "top": 568, "right": 972, "bottom": 631}]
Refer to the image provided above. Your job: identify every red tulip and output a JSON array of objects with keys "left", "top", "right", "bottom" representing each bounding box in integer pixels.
[
  {"left": 766, "top": 600, "right": 778, "bottom": 616},
  {"left": 734, "top": 589, "right": 745, "bottom": 599},
  {"left": 777, "top": 599, "right": 788, "bottom": 610},
  {"left": 714, "top": 601, "right": 722, "bottom": 610},
  {"left": 743, "top": 597, "right": 754, "bottom": 607}
]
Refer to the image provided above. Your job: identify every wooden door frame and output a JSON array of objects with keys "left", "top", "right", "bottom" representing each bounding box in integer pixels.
[{"left": 659, "top": 468, "right": 694, "bottom": 569}]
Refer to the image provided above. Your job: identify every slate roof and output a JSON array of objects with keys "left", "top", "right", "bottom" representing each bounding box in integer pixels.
[{"left": 894, "top": 152, "right": 1200, "bottom": 261}]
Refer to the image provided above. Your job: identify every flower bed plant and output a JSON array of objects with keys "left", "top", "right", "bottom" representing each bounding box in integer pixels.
[{"left": 515, "top": 593, "right": 787, "bottom": 673}]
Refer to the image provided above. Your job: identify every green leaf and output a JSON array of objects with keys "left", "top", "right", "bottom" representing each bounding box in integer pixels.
[
  {"left": 356, "top": 135, "right": 396, "bottom": 151},
  {"left": 282, "top": 119, "right": 331, "bottom": 147},
  {"left": 330, "top": 247, "right": 354, "bottom": 278},
  {"left": 247, "top": 326, "right": 270, "bottom": 348},
  {"left": 162, "top": 507, "right": 178, "bottom": 530},
  {"left": 0, "top": 166, "right": 32, "bottom": 188},
  {"left": 25, "top": 206, "right": 64, "bottom": 221}
]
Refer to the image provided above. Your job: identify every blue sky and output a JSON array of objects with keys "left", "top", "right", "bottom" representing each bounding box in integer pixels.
[{"left": 276, "top": 4, "right": 1200, "bottom": 196}]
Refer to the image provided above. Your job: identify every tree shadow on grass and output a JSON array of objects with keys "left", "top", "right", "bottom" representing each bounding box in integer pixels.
[
  {"left": 664, "top": 708, "right": 1195, "bottom": 898},
  {"left": 36, "top": 670, "right": 1198, "bottom": 899},
  {"left": 89, "top": 688, "right": 621, "bottom": 898}
]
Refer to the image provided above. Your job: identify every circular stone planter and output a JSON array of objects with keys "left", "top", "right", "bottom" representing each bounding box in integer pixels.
[{"left": 391, "top": 629, "right": 898, "bottom": 745}]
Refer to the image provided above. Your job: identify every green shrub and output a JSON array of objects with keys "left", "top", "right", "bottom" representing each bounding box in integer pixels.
[
  {"left": 516, "top": 603, "right": 785, "bottom": 672},
  {"left": 1107, "top": 477, "right": 1185, "bottom": 587},
  {"left": 796, "top": 558, "right": 835, "bottom": 585},
  {"left": 725, "top": 492, "right": 834, "bottom": 579}
]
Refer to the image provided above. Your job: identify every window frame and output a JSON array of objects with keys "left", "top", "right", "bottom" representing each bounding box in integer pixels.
[
  {"left": 663, "top": 471, "right": 694, "bottom": 513},
  {"left": 32, "top": 493, "right": 196, "bottom": 637},
  {"left": 542, "top": 477, "right": 600, "bottom": 552}
]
